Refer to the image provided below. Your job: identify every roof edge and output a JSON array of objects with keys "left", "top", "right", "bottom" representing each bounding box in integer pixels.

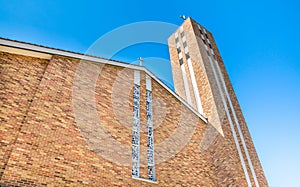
[{"left": 0, "top": 37, "right": 208, "bottom": 123}]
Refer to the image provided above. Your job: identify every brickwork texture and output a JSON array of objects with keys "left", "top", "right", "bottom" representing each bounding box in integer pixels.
[{"left": 0, "top": 17, "right": 268, "bottom": 186}]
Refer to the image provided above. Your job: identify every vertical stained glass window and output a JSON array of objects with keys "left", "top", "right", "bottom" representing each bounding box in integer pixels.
[
  {"left": 146, "top": 76, "right": 155, "bottom": 181},
  {"left": 132, "top": 71, "right": 140, "bottom": 178}
]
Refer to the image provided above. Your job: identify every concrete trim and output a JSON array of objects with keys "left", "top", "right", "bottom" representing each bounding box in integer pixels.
[
  {"left": 180, "top": 63, "right": 192, "bottom": 105},
  {"left": 213, "top": 58, "right": 259, "bottom": 187},
  {"left": 132, "top": 176, "right": 157, "bottom": 184},
  {"left": 134, "top": 70, "right": 141, "bottom": 86},
  {"left": 146, "top": 74, "right": 152, "bottom": 91},
  {"left": 208, "top": 55, "right": 252, "bottom": 187},
  {"left": 0, "top": 45, "right": 52, "bottom": 59},
  {"left": 0, "top": 38, "right": 207, "bottom": 123},
  {"left": 187, "top": 58, "right": 203, "bottom": 114}
]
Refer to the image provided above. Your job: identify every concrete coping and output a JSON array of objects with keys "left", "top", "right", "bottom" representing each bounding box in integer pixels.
[
  {"left": 0, "top": 38, "right": 207, "bottom": 123},
  {"left": 132, "top": 176, "right": 157, "bottom": 184}
]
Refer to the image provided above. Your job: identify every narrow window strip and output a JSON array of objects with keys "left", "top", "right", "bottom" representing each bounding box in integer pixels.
[
  {"left": 146, "top": 85, "right": 156, "bottom": 181},
  {"left": 132, "top": 84, "right": 140, "bottom": 178}
]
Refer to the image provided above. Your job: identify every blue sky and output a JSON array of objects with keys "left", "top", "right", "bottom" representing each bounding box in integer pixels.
[{"left": 1, "top": 0, "right": 299, "bottom": 186}]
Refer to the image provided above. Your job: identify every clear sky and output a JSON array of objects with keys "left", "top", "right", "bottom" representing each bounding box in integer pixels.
[{"left": 1, "top": 0, "right": 299, "bottom": 186}]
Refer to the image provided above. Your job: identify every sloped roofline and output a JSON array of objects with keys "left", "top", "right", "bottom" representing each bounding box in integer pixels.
[{"left": 0, "top": 37, "right": 207, "bottom": 123}]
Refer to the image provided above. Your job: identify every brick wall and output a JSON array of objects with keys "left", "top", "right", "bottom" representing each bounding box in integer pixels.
[
  {"left": 208, "top": 33, "right": 269, "bottom": 186},
  {"left": 0, "top": 51, "right": 216, "bottom": 186},
  {"left": 168, "top": 17, "right": 268, "bottom": 186},
  {"left": 0, "top": 19, "right": 268, "bottom": 185},
  {"left": 0, "top": 52, "right": 49, "bottom": 181}
]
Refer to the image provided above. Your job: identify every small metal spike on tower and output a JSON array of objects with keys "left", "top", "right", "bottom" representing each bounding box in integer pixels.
[{"left": 180, "top": 15, "right": 186, "bottom": 20}]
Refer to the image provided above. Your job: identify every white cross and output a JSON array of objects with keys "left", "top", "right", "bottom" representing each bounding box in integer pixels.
[{"left": 138, "top": 57, "right": 144, "bottom": 66}]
